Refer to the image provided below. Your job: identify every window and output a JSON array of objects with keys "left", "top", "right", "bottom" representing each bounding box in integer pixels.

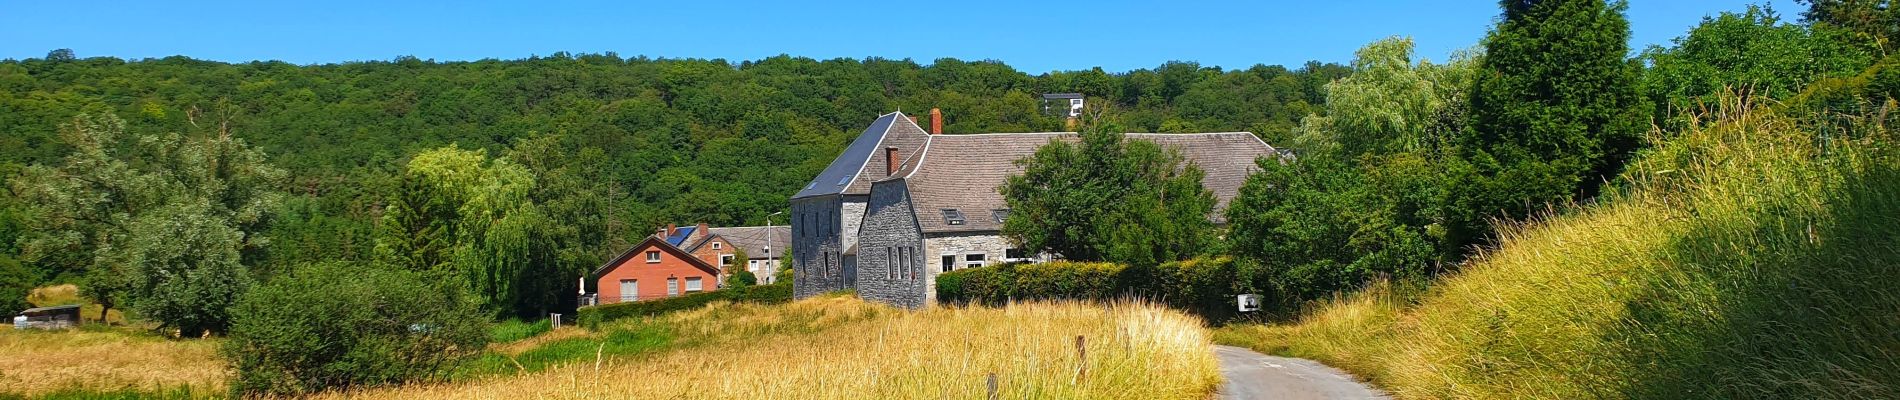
[
  {"left": 720, "top": 254, "right": 734, "bottom": 268},
  {"left": 667, "top": 277, "right": 679, "bottom": 297},
  {"left": 941, "top": 209, "right": 965, "bottom": 225},
  {"left": 712, "top": 242, "right": 722, "bottom": 250},
  {"left": 619, "top": 280, "right": 638, "bottom": 302},
  {"left": 965, "top": 254, "right": 987, "bottom": 269},
  {"left": 992, "top": 209, "right": 1010, "bottom": 223},
  {"left": 943, "top": 254, "right": 957, "bottom": 272},
  {"left": 1070, "top": 98, "right": 1084, "bottom": 107},
  {"left": 685, "top": 277, "right": 703, "bottom": 292},
  {"left": 645, "top": 251, "right": 661, "bottom": 263},
  {"left": 886, "top": 247, "right": 896, "bottom": 279},
  {"left": 902, "top": 247, "right": 914, "bottom": 280},
  {"left": 836, "top": 176, "right": 850, "bottom": 186},
  {"left": 1006, "top": 248, "right": 1028, "bottom": 261}
]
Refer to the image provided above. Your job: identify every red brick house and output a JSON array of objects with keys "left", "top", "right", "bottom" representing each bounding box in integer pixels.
[{"left": 592, "top": 234, "right": 720, "bottom": 304}]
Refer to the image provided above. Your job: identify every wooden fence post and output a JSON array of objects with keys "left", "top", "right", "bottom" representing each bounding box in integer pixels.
[
  {"left": 987, "top": 372, "right": 999, "bottom": 400},
  {"left": 1076, "top": 335, "right": 1087, "bottom": 383}
]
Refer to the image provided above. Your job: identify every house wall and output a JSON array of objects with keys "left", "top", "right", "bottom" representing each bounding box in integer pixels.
[
  {"left": 596, "top": 245, "right": 719, "bottom": 302},
  {"left": 792, "top": 195, "right": 854, "bottom": 298},
  {"left": 856, "top": 181, "right": 928, "bottom": 308},
  {"left": 922, "top": 232, "right": 1016, "bottom": 304},
  {"left": 688, "top": 236, "right": 737, "bottom": 283}
]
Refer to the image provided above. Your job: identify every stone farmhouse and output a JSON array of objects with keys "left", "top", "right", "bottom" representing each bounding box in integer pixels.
[{"left": 790, "top": 110, "right": 1279, "bottom": 308}]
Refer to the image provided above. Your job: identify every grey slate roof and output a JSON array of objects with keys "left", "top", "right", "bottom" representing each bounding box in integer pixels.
[
  {"left": 698, "top": 226, "right": 792, "bottom": 259},
  {"left": 791, "top": 112, "right": 931, "bottom": 199},
  {"left": 886, "top": 132, "right": 1275, "bottom": 234}
]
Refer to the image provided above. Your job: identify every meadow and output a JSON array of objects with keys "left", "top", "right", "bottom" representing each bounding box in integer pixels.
[
  {"left": 1214, "top": 99, "right": 1900, "bottom": 398},
  {"left": 1, "top": 295, "right": 1219, "bottom": 399}
]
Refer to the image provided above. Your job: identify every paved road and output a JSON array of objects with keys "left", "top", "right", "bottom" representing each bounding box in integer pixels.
[{"left": 1214, "top": 345, "right": 1390, "bottom": 400}]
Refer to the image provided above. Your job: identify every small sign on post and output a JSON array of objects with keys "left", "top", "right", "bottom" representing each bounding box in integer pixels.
[{"left": 1237, "top": 294, "right": 1261, "bottom": 312}]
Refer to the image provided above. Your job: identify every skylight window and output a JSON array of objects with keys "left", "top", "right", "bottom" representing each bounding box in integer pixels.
[
  {"left": 991, "top": 209, "right": 1010, "bottom": 223},
  {"left": 941, "top": 209, "right": 965, "bottom": 225},
  {"left": 836, "top": 176, "right": 850, "bottom": 186}
]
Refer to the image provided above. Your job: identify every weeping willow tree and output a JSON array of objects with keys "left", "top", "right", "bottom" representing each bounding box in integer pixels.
[{"left": 377, "top": 146, "right": 573, "bottom": 318}]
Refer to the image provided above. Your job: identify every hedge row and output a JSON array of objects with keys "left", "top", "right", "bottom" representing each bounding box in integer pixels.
[
  {"left": 936, "top": 257, "right": 1274, "bottom": 322},
  {"left": 575, "top": 282, "right": 792, "bottom": 329}
]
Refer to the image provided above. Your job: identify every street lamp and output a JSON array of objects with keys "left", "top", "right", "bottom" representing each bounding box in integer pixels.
[{"left": 767, "top": 211, "right": 784, "bottom": 283}]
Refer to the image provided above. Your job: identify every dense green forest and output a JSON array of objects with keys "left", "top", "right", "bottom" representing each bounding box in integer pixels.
[{"left": 0, "top": 52, "right": 1347, "bottom": 318}]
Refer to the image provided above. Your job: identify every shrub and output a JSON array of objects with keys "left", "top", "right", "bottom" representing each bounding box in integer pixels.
[
  {"left": 727, "top": 270, "right": 758, "bottom": 288},
  {"left": 936, "top": 262, "right": 1129, "bottom": 305},
  {"left": 936, "top": 258, "right": 1277, "bottom": 323},
  {"left": 0, "top": 255, "right": 31, "bottom": 316},
  {"left": 576, "top": 282, "right": 792, "bottom": 329},
  {"left": 488, "top": 319, "right": 553, "bottom": 344},
  {"left": 224, "top": 263, "right": 488, "bottom": 396}
]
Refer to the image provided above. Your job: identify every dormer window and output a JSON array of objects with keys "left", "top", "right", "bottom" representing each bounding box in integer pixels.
[{"left": 941, "top": 209, "right": 965, "bottom": 225}]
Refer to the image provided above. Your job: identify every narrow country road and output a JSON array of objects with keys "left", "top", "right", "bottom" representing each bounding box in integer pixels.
[{"left": 1214, "top": 345, "right": 1390, "bottom": 400}]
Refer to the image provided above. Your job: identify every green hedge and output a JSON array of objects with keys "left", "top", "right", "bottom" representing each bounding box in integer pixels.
[
  {"left": 576, "top": 282, "right": 792, "bottom": 329},
  {"left": 936, "top": 257, "right": 1273, "bottom": 322}
]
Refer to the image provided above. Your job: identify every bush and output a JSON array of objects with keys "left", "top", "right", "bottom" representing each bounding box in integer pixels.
[
  {"left": 488, "top": 318, "right": 553, "bottom": 343},
  {"left": 0, "top": 255, "right": 31, "bottom": 316},
  {"left": 936, "top": 262, "right": 1129, "bottom": 304},
  {"left": 224, "top": 263, "right": 488, "bottom": 396},
  {"left": 727, "top": 270, "right": 757, "bottom": 288},
  {"left": 936, "top": 258, "right": 1277, "bottom": 323},
  {"left": 576, "top": 282, "right": 792, "bottom": 329}
]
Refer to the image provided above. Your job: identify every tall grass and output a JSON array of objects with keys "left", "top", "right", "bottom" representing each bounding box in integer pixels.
[
  {"left": 1217, "top": 98, "right": 1900, "bottom": 398},
  {"left": 325, "top": 296, "right": 1220, "bottom": 399},
  {"left": 0, "top": 326, "right": 226, "bottom": 397}
]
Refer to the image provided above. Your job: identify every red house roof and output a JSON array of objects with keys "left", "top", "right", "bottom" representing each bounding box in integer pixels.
[{"left": 593, "top": 235, "right": 720, "bottom": 277}]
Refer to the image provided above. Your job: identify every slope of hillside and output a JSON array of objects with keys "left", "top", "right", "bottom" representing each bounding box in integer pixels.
[{"left": 1216, "top": 98, "right": 1900, "bottom": 398}]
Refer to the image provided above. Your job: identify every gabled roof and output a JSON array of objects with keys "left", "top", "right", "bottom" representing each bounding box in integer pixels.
[
  {"left": 792, "top": 111, "right": 931, "bottom": 199},
  {"left": 593, "top": 235, "right": 721, "bottom": 276},
  {"left": 687, "top": 226, "right": 791, "bottom": 259},
  {"left": 882, "top": 132, "right": 1276, "bottom": 234},
  {"left": 664, "top": 226, "right": 698, "bottom": 247}
]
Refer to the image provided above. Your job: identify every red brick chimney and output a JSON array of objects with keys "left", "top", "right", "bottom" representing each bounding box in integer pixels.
[
  {"left": 666, "top": 223, "right": 677, "bottom": 237},
  {"left": 929, "top": 108, "right": 942, "bottom": 134},
  {"left": 885, "top": 146, "right": 899, "bottom": 176}
]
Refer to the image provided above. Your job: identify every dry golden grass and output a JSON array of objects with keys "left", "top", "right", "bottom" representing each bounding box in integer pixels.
[
  {"left": 325, "top": 296, "right": 1219, "bottom": 400},
  {"left": 1217, "top": 98, "right": 1900, "bottom": 398},
  {"left": 0, "top": 327, "right": 227, "bottom": 396},
  {"left": 492, "top": 325, "right": 592, "bottom": 356}
]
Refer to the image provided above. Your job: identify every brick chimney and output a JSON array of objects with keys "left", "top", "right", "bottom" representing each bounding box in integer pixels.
[
  {"left": 929, "top": 108, "right": 942, "bottom": 134},
  {"left": 885, "top": 146, "right": 899, "bottom": 176},
  {"left": 666, "top": 223, "right": 677, "bottom": 237}
]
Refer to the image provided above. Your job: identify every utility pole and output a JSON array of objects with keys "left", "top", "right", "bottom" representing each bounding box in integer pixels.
[{"left": 767, "top": 211, "right": 783, "bottom": 284}]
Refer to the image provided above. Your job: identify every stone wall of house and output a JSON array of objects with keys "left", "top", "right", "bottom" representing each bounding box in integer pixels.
[
  {"left": 922, "top": 232, "right": 1016, "bottom": 304},
  {"left": 791, "top": 195, "right": 852, "bottom": 298},
  {"left": 855, "top": 181, "right": 928, "bottom": 308}
]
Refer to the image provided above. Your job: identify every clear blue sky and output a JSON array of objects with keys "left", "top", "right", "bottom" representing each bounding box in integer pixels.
[{"left": 1, "top": 0, "right": 1798, "bottom": 73}]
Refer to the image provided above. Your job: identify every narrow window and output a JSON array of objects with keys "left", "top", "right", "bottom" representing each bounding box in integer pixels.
[
  {"left": 943, "top": 254, "right": 956, "bottom": 272},
  {"left": 667, "top": 277, "right": 679, "bottom": 297},
  {"left": 685, "top": 277, "right": 703, "bottom": 293},
  {"left": 645, "top": 251, "right": 661, "bottom": 263}
]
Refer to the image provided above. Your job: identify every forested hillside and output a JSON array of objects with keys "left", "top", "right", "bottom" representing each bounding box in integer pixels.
[{"left": 0, "top": 54, "right": 1345, "bottom": 279}]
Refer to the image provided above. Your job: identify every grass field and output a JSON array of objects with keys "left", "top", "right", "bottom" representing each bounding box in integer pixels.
[
  {"left": 330, "top": 296, "right": 1220, "bottom": 399},
  {"left": 1215, "top": 101, "right": 1900, "bottom": 398},
  {"left": 0, "top": 325, "right": 226, "bottom": 397}
]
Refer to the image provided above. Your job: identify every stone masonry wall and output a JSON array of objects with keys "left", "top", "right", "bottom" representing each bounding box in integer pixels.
[
  {"left": 791, "top": 196, "right": 850, "bottom": 298},
  {"left": 922, "top": 232, "right": 1015, "bottom": 305},
  {"left": 855, "top": 181, "right": 928, "bottom": 308}
]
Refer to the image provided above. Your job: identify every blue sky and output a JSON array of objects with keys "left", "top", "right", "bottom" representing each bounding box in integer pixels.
[{"left": 1, "top": 1, "right": 1797, "bottom": 73}]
